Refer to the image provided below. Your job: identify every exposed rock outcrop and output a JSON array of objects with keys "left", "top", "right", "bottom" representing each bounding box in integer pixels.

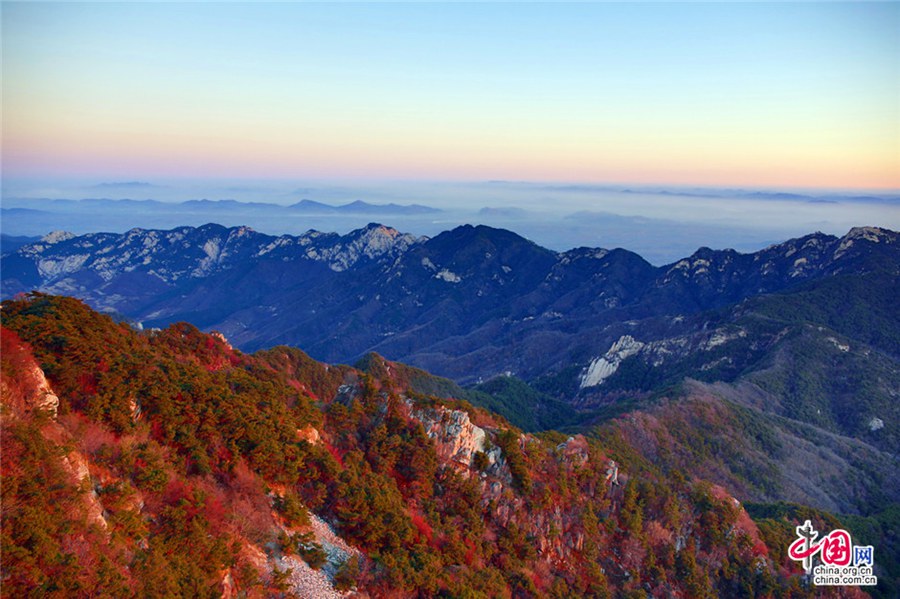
[
  {"left": 580, "top": 335, "right": 645, "bottom": 388},
  {"left": 0, "top": 338, "right": 109, "bottom": 533},
  {"left": 1, "top": 361, "right": 60, "bottom": 419},
  {"left": 412, "top": 404, "right": 487, "bottom": 468},
  {"left": 253, "top": 511, "right": 358, "bottom": 599},
  {"left": 61, "top": 449, "right": 109, "bottom": 532},
  {"left": 296, "top": 426, "right": 321, "bottom": 445},
  {"left": 280, "top": 555, "right": 344, "bottom": 599}
]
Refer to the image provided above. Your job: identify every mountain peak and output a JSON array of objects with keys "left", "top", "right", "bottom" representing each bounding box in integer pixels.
[
  {"left": 6, "top": 292, "right": 841, "bottom": 599},
  {"left": 830, "top": 226, "right": 898, "bottom": 263},
  {"left": 289, "top": 199, "right": 335, "bottom": 211},
  {"left": 342, "top": 200, "right": 373, "bottom": 210},
  {"left": 228, "top": 225, "right": 256, "bottom": 238},
  {"left": 844, "top": 226, "right": 895, "bottom": 243},
  {"left": 442, "top": 223, "right": 541, "bottom": 246},
  {"left": 315, "top": 223, "right": 422, "bottom": 272},
  {"left": 40, "top": 231, "right": 76, "bottom": 244},
  {"left": 357, "top": 222, "right": 397, "bottom": 235},
  {"left": 195, "top": 223, "right": 230, "bottom": 234}
]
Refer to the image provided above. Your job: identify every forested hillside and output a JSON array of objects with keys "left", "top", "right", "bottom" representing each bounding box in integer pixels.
[{"left": 3, "top": 294, "right": 881, "bottom": 597}]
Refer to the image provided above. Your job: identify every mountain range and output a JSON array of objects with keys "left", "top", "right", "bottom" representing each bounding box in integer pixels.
[
  {"left": 2, "top": 221, "right": 899, "bottom": 595},
  {"left": 1, "top": 197, "right": 442, "bottom": 215},
  {"left": 3, "top": 223, "right": 896, "bottom": 385},
  {"left": 4, "top": 223, "right": 897, "bottom": 492}
]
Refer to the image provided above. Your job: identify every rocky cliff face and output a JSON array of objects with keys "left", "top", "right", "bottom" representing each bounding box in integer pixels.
[
  {"left": 0, "top": 348, "right": 59, "bottom": 419},
  {"left": 413, "top": 403, "right": 487, "bottom": 468},
  {"left": 1, "top": 329, "right": 108, "bottom": 533},
  {"left": 580, "top": 335, "right": 645, "bottom": 389}
]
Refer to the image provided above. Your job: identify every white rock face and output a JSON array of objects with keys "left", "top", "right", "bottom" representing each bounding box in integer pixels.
[
  {"left": 37, "top": 254, "right": 90, "bottom": 278},
  {"left": 868, "top": 417, "right": 884, "bottom": 432},
  {"left": 202, "top": 238, "right": 222, "bottom": 260},
  {"left": 847, "top": 226, "right": 886, "bottom": 243},
  {"left": 61, "top": 450, "right": 108, "bottom": 531},
  {"left": 314, "top": 225, "right": 421, "bottom": 272},
  {"left": 192, "top": 237, "right": 224, "bottom": 276},
  {"left": 18, "top": 225, "right": 426, "bottom": 289},
  {"left": 790, "top": 257, "right": 810, "bottom": 277},
  {"left": 310, "top": 513, "right": 361, "bottom": 569},
  {"left": 278, "top": 513, "right": 360, "bottom": 598},
  {"left": 257, "top": 236, "right": 294, "bottom": 256},
  {"left": 834, "top": 226, "right": 891, "bottom": 259},
  {"left": 296, "top": 426, "right": 321, "bottom": 445},
  {"left": 827, "top": 337, "right": 850, "bottom": 352},
  {"left": 40, "top": 230, "right": 76, "bottom": 244},
  {"left": 211, "top": 331, "right": 233, "bottom": 350},
  {"left": 580, "top": 335, "right": 645, "bottom": 389},
  {"left": 435, "top": 269, "right": 462, "bottom": 283},
  {"left": 280, "top": 555, "right": 343, "bottom": 599},
  {"left": 702, "top": 328, "right": 747, "bottom": 350}
]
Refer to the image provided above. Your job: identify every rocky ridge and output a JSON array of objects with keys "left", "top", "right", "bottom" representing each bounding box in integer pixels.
[{"left": 5, "top": 222, "right": 423, "bottom": 289}]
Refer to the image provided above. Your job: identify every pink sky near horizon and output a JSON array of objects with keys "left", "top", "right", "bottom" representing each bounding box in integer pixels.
[{"left": 3, "top": 3, "right": 898, "bottom": 191}]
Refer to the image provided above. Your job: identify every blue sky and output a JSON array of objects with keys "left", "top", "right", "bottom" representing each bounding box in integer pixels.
[{"left": 3, "top": 2, "right": 898, "bottom": 189}]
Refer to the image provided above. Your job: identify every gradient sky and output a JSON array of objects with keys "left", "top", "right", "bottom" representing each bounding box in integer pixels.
[{"left": 3, "top": 2, "right": 898, "bottom": 189}]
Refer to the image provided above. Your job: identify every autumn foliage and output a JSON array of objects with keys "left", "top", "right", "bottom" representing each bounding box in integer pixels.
[{"left": 1, "top": 293, "right": 840, "bottom": 597}]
